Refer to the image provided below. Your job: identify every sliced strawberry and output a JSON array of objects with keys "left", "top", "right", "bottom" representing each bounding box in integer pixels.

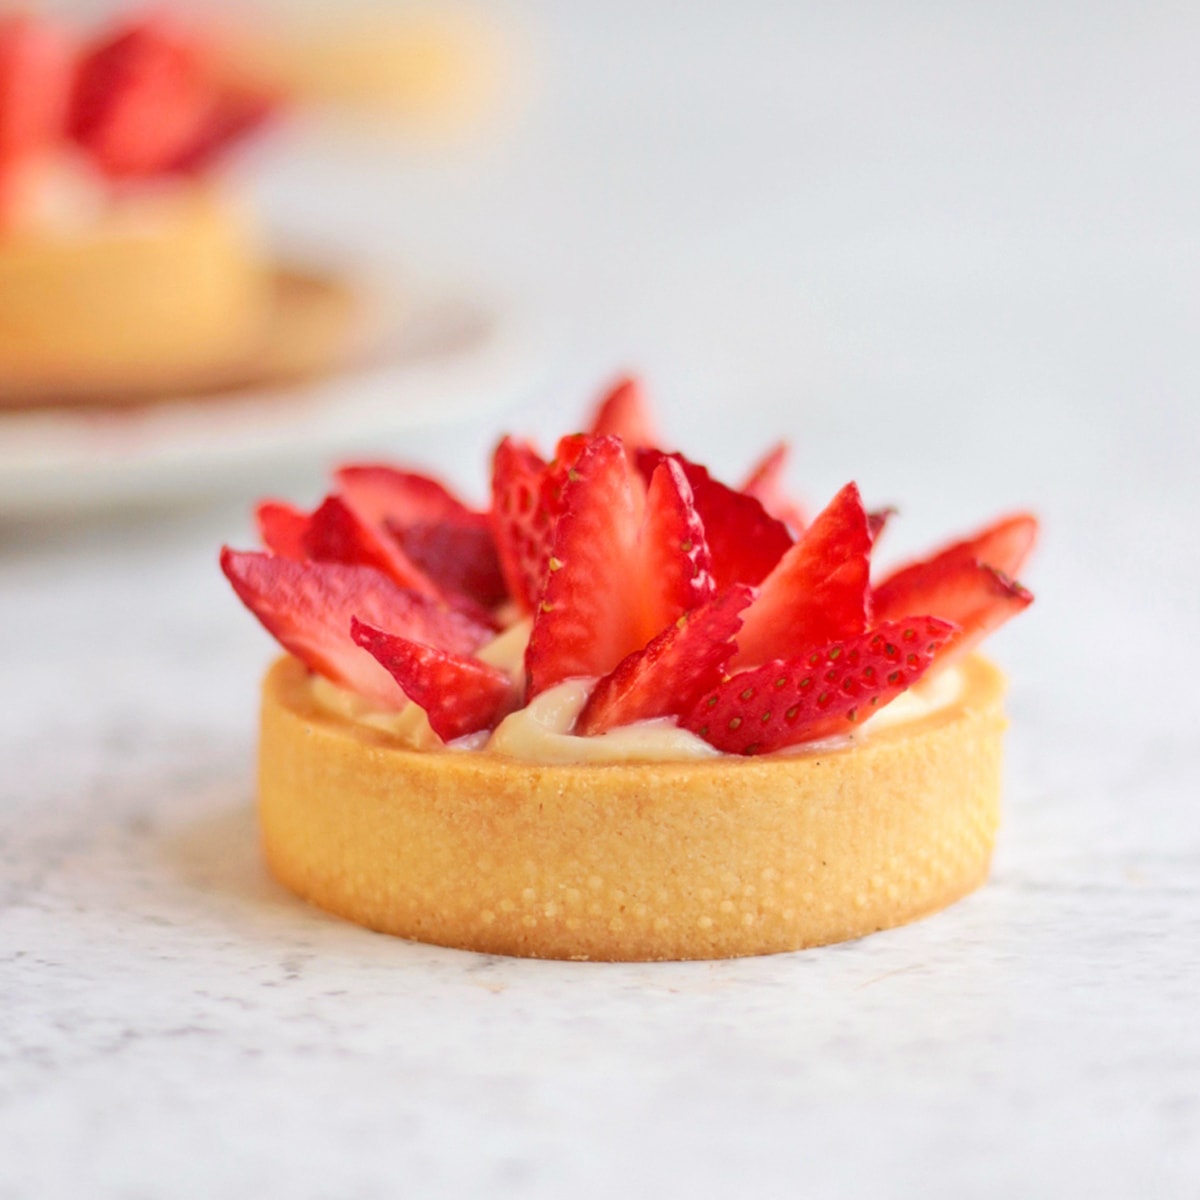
[
  {"left": 577, "top": 585, "right": 753, "bottom": 735},
  {"left": 741, "top": 442, "right": 807, "bottom": 533},
  {"left": 69, "top": 18, "right": 215, "bottom": 179},
  {"left": 220, "top": 550, "right": 491, "bottom": 708},
  {"left": 302, "top": 495, "right": 436, "bottom": 596},
  {"left": 732, "top": 482, "right": 872, "bottom": 669},
  {"left": 525, "top": 437, "right": 725, "bottom": 699},
  {"left": 328, "top": 464, "right": 507, "bottom": 611},
  {"left": 335, "top": 464, "right": 479, "bottom": 528},
  {"left": 390, "top": 519, "right": 507, "bottom": 609},
  {"left": 637, "top": 449, "right": 793, "bottom": 590},
  {"left": 0, "top": 15, "right": 74, "bottom": 164},
  {"left": 639, "top": 457, "right": 716, "bottom": 634},
  {"left": 490, "top": 436, "right": 550, "bottom": 612},
  {"left": 525, "top": 437, "right": 646, "bottom": 697},
  {"left": 867, "top": 506, "right": 897, "bottom": 547},
  {"left": 682, "top": 616, "right": 958, "bottom": 755},
  {"left": 540, "top": 433, "right": 591, "bottom": 520},
  {"left": 351, "top": 619, "right": 515, "bottom": 741},
  {"left": 874, "top": 511, "right": 1038, "bottom": 606},
  {"left": 255, "top": 500, "right": 309, "bottom": 560},
  {"left": 874, "top": 558, "right": 1033, "bottom": 667},
  {"left": 489, "top": 434, "right": 590, "bottom": 613},
  {"left": 588, "top": 375, "right": 658, "bottom": 448}
]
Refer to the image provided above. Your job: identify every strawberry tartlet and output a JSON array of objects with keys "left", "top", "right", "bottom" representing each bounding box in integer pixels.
[
  {"left": 0, "top": 12, "right": 356, "bottom": 408},
  {"left": 222, "top": 378, "right": 1038, "bottom": 960}
]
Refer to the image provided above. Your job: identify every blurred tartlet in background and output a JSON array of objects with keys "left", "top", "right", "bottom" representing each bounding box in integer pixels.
[
  {"left": 0, "top": 10, "right": 361, "bottom": 409},
  {"left": 219, "top": 1, "right": 506, "bottom": 135}
]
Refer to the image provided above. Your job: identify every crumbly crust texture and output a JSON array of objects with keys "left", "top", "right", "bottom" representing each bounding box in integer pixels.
[{"left": 259, "top": 653, "right": 1007, "bottom": 961}]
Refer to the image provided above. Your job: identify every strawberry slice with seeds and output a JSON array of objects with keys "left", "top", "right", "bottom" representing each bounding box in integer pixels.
[
  {"left": 525, "top": 437, "right": 645, "bottom": 697},
  {"left": 577, "top": 584, "right": 753, "bottom": 735},
  {"left": 540, "top": 433, "right": 591, "bottom": 518},
  {"left": 874, "top": 558, "right": 1033, "bottom": 667},
  {"left": 732, "top": 482, "right": 872, "bottom": 669},
  {"left": 637, "top": 449, "right": 793, "bottom": 590},
  {"left": 490, "top": 436, "right": 551, "bottom": 612},
  {"left": 682, "top": 616, "right": 958, "bottom": 755},
  {"left": 255, "top": 500, "right": 309, "bottom": 560},
  {"left": 220, "top": 550, "right": 491, "bottom": 708},
  {"left": 639, "top": 456, "right": 716, "bottom": 634},
  {"left": 490, "top": 434, "right": 590, "bottom": 613},
  {"left": 351, "top": 619, "right": 515, "bottom": 741},
  {"left": 874, "top": 512, "right": 1038, "bottom": 605},
  {"left": 525, "top": 438, "right": 722, "bottom": 699},
  {"left": 741, "top": 442, "right": 807, "bottom": 533},
  {"left": 589, "top": 375, "right": 658, "bottom": 449}
]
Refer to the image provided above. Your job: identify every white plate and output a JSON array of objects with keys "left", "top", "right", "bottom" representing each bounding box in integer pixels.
[{"left": 0, "top": 288, "right": 545, "bottom": 519}]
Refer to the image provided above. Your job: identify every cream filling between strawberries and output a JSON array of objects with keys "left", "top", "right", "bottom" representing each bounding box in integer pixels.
[{"left": 307, "top": 619, "right": 966, "bottom": 763}]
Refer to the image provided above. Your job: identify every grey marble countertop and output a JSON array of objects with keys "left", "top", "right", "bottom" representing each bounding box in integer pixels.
[{"left": 2, "top": 3, "right": 1198, "bottom": 1197}]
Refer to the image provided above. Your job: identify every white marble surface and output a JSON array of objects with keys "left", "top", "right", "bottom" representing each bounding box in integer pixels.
[{"left": 2, "top": 3, "right": 1199, "bottom": 1196}]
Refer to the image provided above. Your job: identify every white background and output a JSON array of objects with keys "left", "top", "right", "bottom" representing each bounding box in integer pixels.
[{"left": 2, "top": 3, "right": 1197, "bottom": 1197}]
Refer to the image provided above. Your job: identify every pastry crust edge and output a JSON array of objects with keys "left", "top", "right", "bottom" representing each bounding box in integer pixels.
[{"left": 258, "top": 652, "right": 1007, "bottom": 961}]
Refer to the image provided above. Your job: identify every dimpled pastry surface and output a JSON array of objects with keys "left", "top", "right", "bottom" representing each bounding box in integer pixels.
[{"left": 259, "top": 654, "right": 1007, "bottom": 961}]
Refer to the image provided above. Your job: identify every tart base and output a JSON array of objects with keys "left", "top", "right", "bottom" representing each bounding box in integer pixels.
[
  {"left": 0, "top": 188, "right": 364, "bottom": 410},
  {"left": 258, "top": 654, "right": 1007, "bottom": 961},
  {"left": 0, "top": 265, "right": 363, "bottom": 410}
]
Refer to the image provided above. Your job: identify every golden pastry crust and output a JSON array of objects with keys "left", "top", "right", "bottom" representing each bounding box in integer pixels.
[
  {"left": 0, "top": 188, "right": 267, "bottom": 403},
  {"left": 0, "top": 188, "right": 363, "bottom": 408},
  {"left": 258, "top": 653, "right": 1007, "bottom": 961}
]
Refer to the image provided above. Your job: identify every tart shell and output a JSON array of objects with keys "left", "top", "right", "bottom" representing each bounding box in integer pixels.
[
  {"left": 0, "top": 190, "right": 362, "bottom": 408},
  {"left": 258, "top": 653, "right": 1007, "bottom": 961}
]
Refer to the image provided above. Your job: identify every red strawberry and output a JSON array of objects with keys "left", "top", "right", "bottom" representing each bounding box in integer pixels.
[
  {"left": 220, "top": 550, "right": 492, "bottom": 708},
  {"left": 255, "top": 500, "right": 309, "bottom": 560},
  {"left": 525, "top": 437, "right": 722, "bottom": 699},
  {"left": 589, "top": 375, "right": 658, "bottom": 449},
  {"left": 682, "top": 616, "right": 958, "bottom": 755},
  {"left": 741, "top": 442, "right": 807, "bottom": 533},
  {"left": 525, "top": 437, "right": 644, "bottom": 696},
  {"left": 329, "top": 464, "right": 507, "bottom": 611},
  {"left": 637, "top": 449, "right": 793, "bottom": 590},
  {"left": 639, "top": 456, "right": 716, "bottom": 635},
  {"left": 874, "top": 512, "right": 1038, "bottom": 605},
  {"left": 302, "top": 495, "right": 436, "bottom": 596},
  {"left": 390, "top": 520, "right": 507, "bottom": 610},
  {"left": 0, "top": 15, "right": 74, "bottom": 165},
  {"left": 351, "top": 619, "right": 515, "bottom": 741},
  {"left": 540, "top": 433, "right": 591, "bottom": 518},
  {"left": 867, "top": 506, "right": 897, "bottom": 547},
  {"left": 874, "top": 558, "right": 1033, "bottom": 666},
  {"left": 732, "top": 482, "right": 872, "bottom": 669},
  {"left": 490, "top": 437, "right": 548, "bottom": 612},
  {"left": 489, "top": 434, "right": 589, "bottom": 613},
  {"left": 69, "top": 18, "right": 214, "bottom": 179},
  {"left": 577, "top": 585, "right": 753, "bottom": 735},
  {"left": 335, "top": 464, "right": 479, "bottom": 527}
]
